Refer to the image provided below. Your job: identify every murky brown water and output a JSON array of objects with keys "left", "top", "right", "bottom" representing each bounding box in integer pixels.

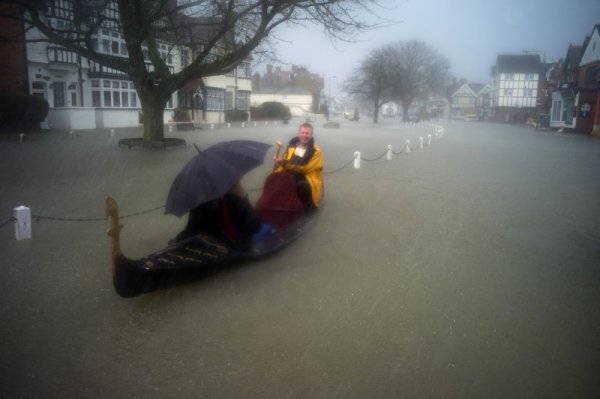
[{"left": 1, "top": 120, "right": 599, "bottom": 398}]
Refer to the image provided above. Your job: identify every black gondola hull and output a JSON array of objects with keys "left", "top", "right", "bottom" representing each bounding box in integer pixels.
[{"left": 112, "top": 212, "right": 316, "bottom": 297}]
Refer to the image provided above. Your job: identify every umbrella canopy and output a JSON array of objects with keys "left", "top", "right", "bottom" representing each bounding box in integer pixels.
[{"left": 165, "top": 140, "right": 271, "bottom": 217}]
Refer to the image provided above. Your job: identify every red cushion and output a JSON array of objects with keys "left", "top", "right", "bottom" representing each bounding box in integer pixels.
[{"left": 255, "top": 173, "right": 304, "bottom": 228}]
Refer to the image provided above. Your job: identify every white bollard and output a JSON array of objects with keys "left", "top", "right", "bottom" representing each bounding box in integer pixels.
[
  {"left": 210, "top": 124, "right": 214, "bottom": 130},
  {"left": 428, "top": 134, "right": 432, "bottom": 145},
  {"left": 169, "top": 125, "right": 173, "bottom": 133},
  {"left": 241, "top": 122, "right": 245, "bottom": 128},
  {"left": 405, "top": 139, "right": 411, "bottom": 153},
  {"left": 387, "top": 144, "right": 393, "bottom": 160},
  {"left": 254, "top": 121, "right": 257, "bottom": 127},
  {"left": 14, "top": 206, "right": 31, "bottom": 240},
  {"left": 353, "top": 152, "right": 361, "bottom": 169},
  {"left": 265, "top": 121, "right": 268, "bottom": 126},
  {"left": 227, "top": 123, "right": 231, "bottom": 128},
  {"left": 19, "top": 133, "right": 24, "bottom": 142},
  {"left": 111, "top": 128, "right": 115, "bottom": 136},
  {"left": 418, "top": 137, "right": 424, "bottom": 149},
  {"left": 69, "top": 130, "right": 74, "bottom": 138}
]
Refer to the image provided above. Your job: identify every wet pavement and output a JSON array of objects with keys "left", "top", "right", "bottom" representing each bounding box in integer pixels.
[{"left": 1, "top": 119, "right": 599, "bottom": 398}]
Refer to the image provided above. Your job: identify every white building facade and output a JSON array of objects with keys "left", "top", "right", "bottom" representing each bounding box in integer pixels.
[
  {"left": 251, "top": 89, "right": 313, "bottom": 117},
  {"left": 24, "top": 1, "right": 250, "bottom": 131},
  {"left": 491, "top": 54, "right": 542, "bottom": 122},
  {"left": 493, "top": 72, "right": 539, "bottom": 108}
]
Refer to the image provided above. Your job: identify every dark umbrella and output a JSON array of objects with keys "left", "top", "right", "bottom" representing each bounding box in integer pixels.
[{"left": 165, "top": 140, "right": 271, "bottom": 217}]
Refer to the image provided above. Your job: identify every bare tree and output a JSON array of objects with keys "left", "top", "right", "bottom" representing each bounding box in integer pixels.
[
  {"left": 3, "top": 0, "right": 386, "bottom": 142},
  {"left": 385, "top": 40, "right": 450, "bottom": 121},
  {"left": 344, "top": 47, "right": 394, "bottom": 123}
]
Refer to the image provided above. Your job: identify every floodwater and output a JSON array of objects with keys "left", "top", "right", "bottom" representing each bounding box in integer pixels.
[{"left": 1, "top": 119, "right": 599, "bottom": 398}]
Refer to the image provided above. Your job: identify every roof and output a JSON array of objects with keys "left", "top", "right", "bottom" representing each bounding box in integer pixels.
[
  {"left": 579, "top": 24, "right": 600, "bottom": 67},
  {"left": 495, "top": 54, "right": 542, "bottom": 74},
  {"left": 450, "top": 83, "right": 490, "bottom": 98},
  {"left": 468, "top": 83, "right": 486, "bottom": 93},
  {"left": 451, "top": 83, "right": 476, "bottom": 98},
  {"left": 564, "top": 45, "right": 583, "bottom": 72}
]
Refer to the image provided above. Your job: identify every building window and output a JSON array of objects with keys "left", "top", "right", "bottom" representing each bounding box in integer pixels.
[
  {"left": 102, "top": 2, "right": 120, "bottom": 30},
  {"left": 130, "top": 92, "right": 137, "bottom": 108},
  {"left": 68, "top": 82, "right": 77, "bottom": 106},
  {"left": 237, "top": 91, "right": 250, "bottom": 110},
  {"left": 46, "top": 0, "right": 73, "bottom": 20},
  {"left": 205, "top": 88, "right": 225, "bottom": 111},
  {"left": 551, "top": 100, "right": 562, "bottom": 121},
  {"left": 31, "top": 81, "right": 47, "bottom": 98},
  {"left": 237, "top": 62, "right": 252, "bottom": 79},
  {"left": 97, "top": 30, "right": 132, "bottom": 57},
  {"left": 48, "top": 47, "right": 77, "bottom": 64},
  {"left": 104, "top": 91, "right": 112, "bottom": 107},
  {"left": 91, "top": 79, "right": 138, "bottom": 108},
  {"left": 52, "top": 82, "right": 66, "bottom": 107},
  {"left": 180, "top": 49, "right": 190, "bottom": 67},
  {"left": 225, "top": 91, "right": 234, "bottom": 110}
]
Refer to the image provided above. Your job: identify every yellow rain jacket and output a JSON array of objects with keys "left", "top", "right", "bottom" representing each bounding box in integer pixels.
[{"left": 275, "top": 141, "right": 323, "bottom": 207}]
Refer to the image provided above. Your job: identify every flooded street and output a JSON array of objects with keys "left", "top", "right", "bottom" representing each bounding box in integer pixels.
[{"left": 1, "top": 120, "right": 599, "bottom": 398}]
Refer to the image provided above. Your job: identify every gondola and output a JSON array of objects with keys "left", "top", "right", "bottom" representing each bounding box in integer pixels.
[{"left": 106, "top": 173, "right": 317, "bottom": 298}]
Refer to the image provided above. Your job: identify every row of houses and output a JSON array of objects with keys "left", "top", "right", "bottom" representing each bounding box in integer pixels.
[
  {"left": 0, "top": 3, "right": 332, "bottom": 132},
  {"left": 0, "top": 3, "right": 255, "bottom": 131},
  {"left": 445, "top": 24, "right": 600, "bottom": 135},
  {"left": 1, "top": 3, "right": 598, "bottom": 135}
]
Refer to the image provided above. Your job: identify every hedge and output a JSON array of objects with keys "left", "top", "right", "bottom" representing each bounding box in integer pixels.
[{"left": 0, "top": 94, "right": 49, "bottom": 132}]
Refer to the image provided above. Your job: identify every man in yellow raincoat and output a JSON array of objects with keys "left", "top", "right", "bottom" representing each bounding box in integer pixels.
[{"left": 274, "top": 122, "right": 323, "bottom": 210}]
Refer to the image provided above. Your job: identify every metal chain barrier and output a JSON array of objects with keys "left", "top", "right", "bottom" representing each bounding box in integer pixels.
[
  {"left": 360, "top": 149, "right": 388, "bottom": 162},
  {"left": 0, "top": 216, "right": 16, "bottom": 229},
  {"left": 323, "top": 157, "right": 355, "bottom": 175},
  {"left": 30, "top": 204, "right": 165, "bottom": 224},
  {"left": 5, "top": 126, "right": 443, "bottom": 231},
  {"left": 324, "top": 125, "right": 444, "bottom": 174}
]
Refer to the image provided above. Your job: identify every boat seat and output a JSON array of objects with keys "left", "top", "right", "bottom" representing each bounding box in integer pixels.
[{"left": 255, "top": 173, "right": 304, "bottom": 229}]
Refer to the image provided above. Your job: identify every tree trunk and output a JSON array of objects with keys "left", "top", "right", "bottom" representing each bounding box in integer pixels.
[
  {"left": 141, "top": 98, "right": 166, "bottom": 142},
  {"left": 372, "top": 99, "right": 380, "bottom": 124},
  {"left": 372, "top": 108, "right": 379, "bottom": 123}
]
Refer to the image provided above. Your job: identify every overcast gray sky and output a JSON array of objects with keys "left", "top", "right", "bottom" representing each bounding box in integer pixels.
[{"left": 257, "top": 0, "right": 600, "bottom": 96}]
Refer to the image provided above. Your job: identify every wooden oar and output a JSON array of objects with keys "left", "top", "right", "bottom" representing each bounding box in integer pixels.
[
  {"left": 273, "top": 140, "right": 283, "bottom": 172},
  {"left": 105, "top": 197, "right": 123, "bottom": 274}
]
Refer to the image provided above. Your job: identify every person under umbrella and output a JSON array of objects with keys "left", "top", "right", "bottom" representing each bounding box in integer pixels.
[
  {"left": 173, "top": 180, "right": 266, "bottom": 250},
  {"left": 165, "top": 140, "right": 273, "bottom": 249}
]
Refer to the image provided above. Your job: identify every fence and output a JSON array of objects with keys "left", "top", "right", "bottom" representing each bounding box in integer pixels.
[{"left": 2, "top": 124, "right": 444, "bottom": 240}]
